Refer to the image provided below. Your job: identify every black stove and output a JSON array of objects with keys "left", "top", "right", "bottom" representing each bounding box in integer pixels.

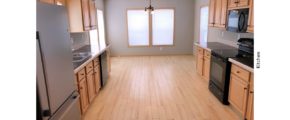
[{"left": 209, "top": 38, "right": 254, "bottom": 105}]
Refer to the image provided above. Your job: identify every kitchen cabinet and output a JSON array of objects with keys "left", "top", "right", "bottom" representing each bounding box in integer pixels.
[
  {"left": 209, "top": 0, "right": 228, "bottom": 28},
  {"left": 228, "top": 0, "right": 249, "bottom": 9},
  {"left": 39, "top": 0, "right": 66, "bottom": 6},
  {"left": 247, "top": 0, "right": 254, "bottom": 33},
  {"left": 89, "top": 0, "right": 97, "bottom": 29},
  {"left": 39, "top": 0, "right": 55, "bottom": 4},
  {"left": 75, "top": 56, "right": 103, "bottom": 114},
  {"left": 94, "top": 65, "right": 101, "bottom": 93},
  {"left": 228, "top": 74, "right": 248, "bottom": 115},
  {"left": 246, "top": 74, "right": 254, "bottom": 120},
  {"left": 203, "top": 51, "right": 211, "bottom": 81},
  {"left": 196, "top": 46, "right": 211, "bottom": 82},
  {"left": 208, "top": 0, "right": 215, "bottom": 27},
  {"left": 229, "top": 64, "right": 254, "bottom": 119},
  {"left": 78, "top": 78, "right": 89, "bottom": 114},
  {"left": 66, "top": 0, "right": 97, "bottom": 32},
  {"left": 81, "top": 0, "right": 91, "bottom": 31},
  {"left": 86, "top": 70, "right": 96, "bottom": 103}
]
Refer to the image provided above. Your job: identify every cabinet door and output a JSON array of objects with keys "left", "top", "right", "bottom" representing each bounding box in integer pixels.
[
  {"left": 81, "top": 0, "right": 91, "bottom": 31},
  {"left": 55, "top": 0, "right": 66, "bottom": 6},
  {"left": 203, "top": 57, "right": 211, "bottom": 82},
  {"left": 78, "top": 79, "right": 89, "bottom": 114},
  {"left": 247, "top": 0, "right": 254, "bottom": 32},
  {"left": 196, "top": 53, "right": 204, "bottom": 76},
  {"left": 246, "top": 74, "right": 254, "bottom": 120},
  {"left": 94, "top": 66, "right": 101, "bottom": 93},
  {"left": 220, "top": 0, "right": 228, "bottom": 27},
  {"left": 86, "top": 71, "right": 96, "bottom": 103},
  {"left": 208, "top": 0, "right": 216, "bottom": 27},
  {"left": 214, "top": 0, "right": 222, "bottom": 27},
  {"left": 89, "top": 0, "right": 97, "bottom": 29},
  {"left": 228, "top": 0, "right": 237, "bottom": 8},
  {"left": 40, "top": 0, "right": 55, "bottom": 4},
  {"left": 228, "top": 74, "right": 249, "bottom": 115},
  {"left": 237, "top": 0, "right": 249, "bottom": 7}
]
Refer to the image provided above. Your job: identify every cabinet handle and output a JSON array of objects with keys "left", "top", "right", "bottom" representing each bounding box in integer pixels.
[
  {"left": 244, "top": 87, "right": 247, "bottom": 90},
  {"left": 80, "top": 87, "right": 83, "bottom": 89},
  {"left": 81, "top": 74, "right": 84, "bottom": 75},
  {"left": 236, "top": 71, "right": 240, "bottom": 74},
  {"left": 250, "top": 91, "right": 254, "bottom": 93}
]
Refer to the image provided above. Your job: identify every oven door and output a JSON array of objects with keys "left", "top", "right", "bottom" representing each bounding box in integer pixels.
[{"left": 210, "top": 55, "right": 227, "bottom": 91}]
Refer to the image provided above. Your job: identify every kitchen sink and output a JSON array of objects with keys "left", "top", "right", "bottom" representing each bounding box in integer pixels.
[{"left": 72, "top": 52, "right": 91, "bottom": 62}]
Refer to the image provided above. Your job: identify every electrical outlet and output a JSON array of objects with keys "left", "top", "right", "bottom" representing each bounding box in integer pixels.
[
  {"left": 160, "top": 47, "right": 163, "bottom": 51},
  {"left": 221, "top": 31, "right": 224, "bottom": 37}
]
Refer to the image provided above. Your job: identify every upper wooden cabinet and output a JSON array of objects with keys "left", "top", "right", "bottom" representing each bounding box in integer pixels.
[
  {"left": 209, "top": 0, "right": 228, "bottom": 28},
  {"left": 247, "top": 0, "right": 254, "bottom": 32},
  {"left": 228, "top": 0, "right": 250, "bottom": 9},
  {"left": 89, "top": 0, "right": 97, "bottom": 29},
  {"left": 39, "top": 0, "right": 66, "bottom": 6},
  {"left": 66, "top": 0, "right": 97, "bottom": 32},
  {"left": 208, "top": 0, "right": 216, "bottom": 27}
]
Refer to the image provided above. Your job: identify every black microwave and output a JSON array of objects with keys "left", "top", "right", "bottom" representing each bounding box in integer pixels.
[{"left": 227, "top": 8, "right": 249, "bottom": 33}]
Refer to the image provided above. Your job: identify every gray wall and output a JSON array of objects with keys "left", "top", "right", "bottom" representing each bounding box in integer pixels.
[
  {"left": 70, "top": 0, "right": 105, "bottom": 51},
  {"left": 193, "top": 0, "right": 253, "bottom": 48},
  {"left": 104, "top": 0, "right": 195, "bottom": 56}
]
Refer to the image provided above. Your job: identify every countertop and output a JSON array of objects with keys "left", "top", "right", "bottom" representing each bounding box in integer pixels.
[
  {"left": 229, "top": 58, "right": 254, "bottom": 72},
  {"left": 73, "top": 44, "right": 111, "bottom": 73},
  {"left": 195, "top": 42, "right": 253, "bottom": 72},
  {"left": 194, "top": 42, "right": 237, "bottom": 51}
]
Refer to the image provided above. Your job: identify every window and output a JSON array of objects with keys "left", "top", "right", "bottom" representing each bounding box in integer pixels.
[
  {"left": 127, "top": 9, "right": 174, "bottom": 46},
  {"left": 97, "top": 9, "right": 106, "bottom": 49},
  {"left": 200, "top": 6, "right": 209, "bottom": 43},
  {"left": 152, "top": 9, "right": 174, "bottom": 45},
  {"left": 127, "top": 10, "right": 150, "bottom": 46}
]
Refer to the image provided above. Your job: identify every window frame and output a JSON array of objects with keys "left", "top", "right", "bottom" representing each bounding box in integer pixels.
[
  {"left": 199, "top": 5, "right": 209, "bottom": 43},
  {"left": 126, "top": 8, "right": 175, "bottom": 47}
]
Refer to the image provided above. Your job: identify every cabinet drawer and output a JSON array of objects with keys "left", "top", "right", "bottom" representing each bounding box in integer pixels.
[
  {"left": 93, "top": 58, "right": 99, "bottom": 67},
  {"left": 85, "top": 61, "right": 94, "bottom": 73},
  {"left": 204, "top": 50, "right": 211, "bottom": 58},
  {"left": 77, "top": 68, "right": 86, "bottom": 81},
  {"left": 197, "top": 47, "right": 204, "bottom": 55},
  {"left": 231, "top": 64, "right": 250, "bottom": 81}
]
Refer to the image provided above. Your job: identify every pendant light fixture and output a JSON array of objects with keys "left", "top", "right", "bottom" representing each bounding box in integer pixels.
[{"left": 145, "top": 0, "right": 154, "bottom": 14}]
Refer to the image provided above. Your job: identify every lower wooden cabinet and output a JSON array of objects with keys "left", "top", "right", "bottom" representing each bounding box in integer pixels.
[
  {"left": 78, "top": 78, "right": 89, "bottom": 114},
  {"left": 246, "top": 74, "right": 254, "bottom": 120},
  {"left": 94, "top": 66, "right": 101, "bottom": 93},
  {"left": 75, "top": 56, "right": 102, "bottom": 115},
  {"left": 228, "top": 74, "right": 249, "bottom": 115},
  {"left": 86, "top": 70, "right": 96, "bottom": 103},
  {"left": 195, "top": 46, "right": 211, "bottom": 82},
  {"left": 196, "top": 53, "right": 204, "bottom": 76},
  {"left": 229, "top": 64, "right": 254, "bottom": 120}
]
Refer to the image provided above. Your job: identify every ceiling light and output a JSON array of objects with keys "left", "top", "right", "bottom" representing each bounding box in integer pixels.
[{"left": 145, "top": 0, "right": 154, "bottom": 14}]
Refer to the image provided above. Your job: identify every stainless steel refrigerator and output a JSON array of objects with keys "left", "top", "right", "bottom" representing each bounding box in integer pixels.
[{"left": 37, "top": 2, "right": 81, "bottom": 120}]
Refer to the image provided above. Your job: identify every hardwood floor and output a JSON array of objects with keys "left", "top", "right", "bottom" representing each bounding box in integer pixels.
[{"left": 83, "top": 55, "right": 240, "bottom": 120}]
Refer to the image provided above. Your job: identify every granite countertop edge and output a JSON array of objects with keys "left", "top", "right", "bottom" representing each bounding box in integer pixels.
[
  {"left": 229, "top": 58, "right": 254, "bottom": 73},
  {"left": 73, "top": 44, "right": 111, "bottom": 73}
]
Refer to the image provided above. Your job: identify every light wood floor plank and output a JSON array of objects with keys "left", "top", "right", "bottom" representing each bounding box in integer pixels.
[{"left": 83, "top": 55, "right": 240, "bottom": 120}]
